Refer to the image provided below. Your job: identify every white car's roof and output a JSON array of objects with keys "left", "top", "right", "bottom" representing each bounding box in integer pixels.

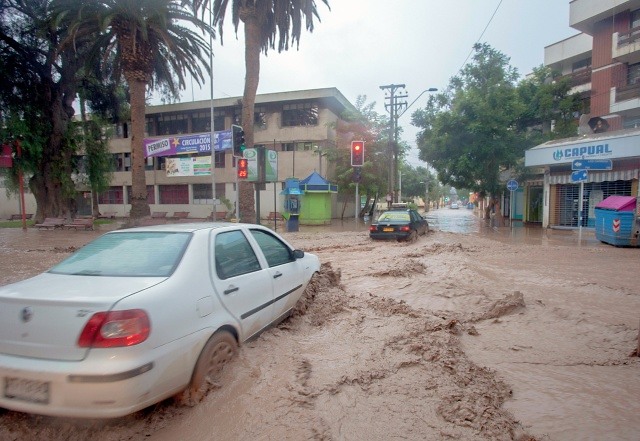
[{"left": 107, "top": 222, "right": 263, "bottom": 234}]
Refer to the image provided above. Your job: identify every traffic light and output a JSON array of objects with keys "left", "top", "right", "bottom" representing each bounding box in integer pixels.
[
  {"left": 351, "top": 140, "right": 364, "bottom": 166},
  {"left": 232, "top": 124, "right": 245, "bottom": 157},
  {"left": 237, "top": 158, "right": 248, "bottom": 179}
]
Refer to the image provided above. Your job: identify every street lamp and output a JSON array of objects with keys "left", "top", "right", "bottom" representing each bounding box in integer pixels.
[{"left": 397, "top": 88, "right": 438, "bottom": 119}]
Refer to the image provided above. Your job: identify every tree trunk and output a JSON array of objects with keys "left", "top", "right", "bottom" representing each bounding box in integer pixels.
[
  {"left": 128, "top": 78, "right": 151, "bottom": 219},
  {"left": 238, "top": 15, "right": 262, "bottom": 223},
  {"left": 31, "top": 82, "right": 75, "bottom": 223}
]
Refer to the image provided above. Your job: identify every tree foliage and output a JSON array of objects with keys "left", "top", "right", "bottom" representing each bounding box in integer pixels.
[
  {"left": 412, "top": 43, "right": 582, "bottom": 199},
  {"left": 332, "top": 95, "right": 390, "bottom": 216},
  {"left": 55, "top": 0, "right": 213, "bottom": 219},
  {"left": 0, "top": 0, "right": 84, "bottom": 221}
]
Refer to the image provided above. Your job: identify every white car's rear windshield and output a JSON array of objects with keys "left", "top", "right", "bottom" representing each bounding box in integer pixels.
[{"left": 49, "top": 232, "right": 192, "bottom": 277}]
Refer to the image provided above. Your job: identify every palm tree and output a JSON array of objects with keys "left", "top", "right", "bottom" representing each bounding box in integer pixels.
[
  {"left": 55, "top": 0, "right": 213, "bottom": 219},
  {"left": 195, "top": 0, "right": 330, "bottom": 222}
]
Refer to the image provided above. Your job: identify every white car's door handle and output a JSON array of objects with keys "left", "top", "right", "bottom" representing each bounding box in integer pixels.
[
  {"left": 224, "top": 285, "right": 239, "bottom": 295},
  {"left": 273, "top": 272, "right": 282, "bottom": 279}
]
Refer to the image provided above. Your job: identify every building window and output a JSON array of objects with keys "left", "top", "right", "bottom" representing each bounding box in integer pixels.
[
  {"left": 98, "top": 186, "right": 124, "bottom": 204},
  {"left": 572, "top": 58, "right": 591, "bottom": 72},
  {"left": 282, "top": 102, "right": 318, "bottom": 127},
  {"left": 192, "top": 111, "right": 211, "bottom": 133},
  {"left": 632, "top": 9, "right": 640, "bottom": 29},
  {"left": 157, "top": 114, "right": 188, "bottom": 135},
  {"left": 145, "top": 117, "right": 155, "bottom": 136},
  {"left": 126, "top": 185, "right": 155, "bottom": 204},
  {"left": 281, "top": 141, "right": 313, "bottom": 151},
  {"left": 628, "top": 62, "right": 640, "bottom": 85},
  {"left": 213, "top": 151, "right": 226, "bottom": 168},
  {"left": 159, "top": 184, "right": 189, "bottom": 204},
  {"left": 254, "top": 106, "right": 267, "bottom": 128},
  {"left": 193, "top": 183, "right": 226, "bottom": 205}
]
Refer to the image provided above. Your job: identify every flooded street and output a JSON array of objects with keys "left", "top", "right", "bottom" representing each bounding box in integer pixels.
[{"left": 0, "top": 215, "right": 638, "bottom": 441}]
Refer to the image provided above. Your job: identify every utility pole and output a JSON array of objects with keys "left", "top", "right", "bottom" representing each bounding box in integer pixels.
[{"left": 380, "top": 84, "right": 407, "bottom": 203}]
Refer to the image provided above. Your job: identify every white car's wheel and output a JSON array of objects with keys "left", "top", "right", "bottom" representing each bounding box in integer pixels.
[{"left": 175, "top": 330, "right": 237, "bottom": 406}]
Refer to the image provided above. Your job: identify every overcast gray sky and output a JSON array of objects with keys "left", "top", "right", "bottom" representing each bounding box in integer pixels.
[{"left": 173, "top": 0, "right": 579, "bottom": 166}]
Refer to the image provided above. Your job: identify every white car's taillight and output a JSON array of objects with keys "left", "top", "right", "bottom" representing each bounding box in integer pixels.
[{"left": 78, "top": 309, "right": 150, "bottom": 348}]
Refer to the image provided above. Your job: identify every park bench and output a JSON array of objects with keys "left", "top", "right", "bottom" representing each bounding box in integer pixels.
[
  {"left": 9, "top": 213, "right": 33, "bottom": 221},
  {"left": 34, "top": 217, "right": 65, "bottom": 229},
  {"left": 151, "top": 211, "right": 168, "bottom": 219},
  {"left": 64, "top": 217, "right": 94, "bottom": 230},
  {"left": 266, "top": 211, "right": 285, "bottom": 222},
  {"left": 172, "top": 211, "right": 190, "bottom": 220}
]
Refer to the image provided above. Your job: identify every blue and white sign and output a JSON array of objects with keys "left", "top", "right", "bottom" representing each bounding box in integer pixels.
[
  {"left": 524, "top": 131, "right": 640, "bottom": 167},
  {"left": 571, "top": 159, "right": 612, "bottom": 171},
  {"left": 571, "top": 170, "right": 588, "bottom": 183},
  {"left": 506, "top": 179, "right": 518, "bottom": 191}
]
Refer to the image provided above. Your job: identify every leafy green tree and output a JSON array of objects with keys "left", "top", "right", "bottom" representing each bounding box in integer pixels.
[
  {"left": 198, "top": 0, "right": 330, "bottom": 222},
  {"left": 413, "top": 45, "right": 583, "bottom": 214},
  {"left": 413, "top": 43, "right": 525, "bottom": 206},
  {"left": 56, "top": 0, "right": 213, "bottom": 219},
  {"left": 516, "top": 65, "right": 583, "bottom": 140},
  {"left": 0, "top": 0, "right": 85, "bottom": 221}
]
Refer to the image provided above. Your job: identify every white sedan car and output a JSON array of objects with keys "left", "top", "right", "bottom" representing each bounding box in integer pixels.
[{"left": 0, "top": 223, "right": 320, "bottom": 418}]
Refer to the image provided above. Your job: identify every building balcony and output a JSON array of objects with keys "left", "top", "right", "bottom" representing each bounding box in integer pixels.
[
  {"left": 613, "top": 27, "right": 640, "bottom": 65},
  {"left": 611, "top": 83, "right": 640, "bottom": 116},
  {"left": 565, "top": 68, "right": 592, "bottom": 87}
]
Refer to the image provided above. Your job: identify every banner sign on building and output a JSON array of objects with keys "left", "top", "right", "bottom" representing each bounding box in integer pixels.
[
  {"left": 165, "top": 157, "right": 212, "bottom": 177},
  {"left": 144, "top": 130, "right": 232, "bottom": 158}
]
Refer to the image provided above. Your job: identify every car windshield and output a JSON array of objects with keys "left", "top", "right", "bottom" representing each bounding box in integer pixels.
[
  {"left": 377, "top": 212, "right": 410, "bottom": 223},
  {"left": 49, "top": 232, "right": 192, "bottom": 277}
]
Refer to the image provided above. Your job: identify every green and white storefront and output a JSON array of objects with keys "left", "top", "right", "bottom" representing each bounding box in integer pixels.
[{"left": 524, "top": 129, "right": 640, "bottom": 229}]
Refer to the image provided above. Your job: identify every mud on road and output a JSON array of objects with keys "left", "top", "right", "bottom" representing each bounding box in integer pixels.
[{"left": 0, "top": 226, "right": 638, "bottom": 441}]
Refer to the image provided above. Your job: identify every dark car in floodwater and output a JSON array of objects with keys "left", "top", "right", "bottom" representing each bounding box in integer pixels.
[{"left": 369, "top": 208, "right": 429, "bottom": 242}]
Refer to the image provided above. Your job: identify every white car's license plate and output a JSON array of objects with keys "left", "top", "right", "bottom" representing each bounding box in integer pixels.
[{"left": 4, "top": 377, "right": 50, "bottom": 404}]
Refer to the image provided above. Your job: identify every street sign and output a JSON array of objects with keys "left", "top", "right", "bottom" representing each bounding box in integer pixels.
[
  {"left": 571, "top": 169, "right": 588, "bottom": 183},
  {"left": 506, "top": 179, "right": 518, "bottom": 191},
  {"left": 571, "top": 159, "right": 612, "bottom": 171}
]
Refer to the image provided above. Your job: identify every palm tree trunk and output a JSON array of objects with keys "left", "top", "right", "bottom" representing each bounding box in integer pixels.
[
  {"left": 238, "top": 15, "right": 262, "bottom": 222},
  {"left": 128, "top": 78, "right": 151, "bottom": 219}
]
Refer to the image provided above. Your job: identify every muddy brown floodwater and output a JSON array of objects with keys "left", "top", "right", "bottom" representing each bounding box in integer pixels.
[{"left": 0, "top": 220, "right": 638, "bottom": 441}]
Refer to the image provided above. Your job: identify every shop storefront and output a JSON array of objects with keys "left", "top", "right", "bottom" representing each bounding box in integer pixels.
[{"left": 525, "top": 129, "right": 640, "bottom": 229}]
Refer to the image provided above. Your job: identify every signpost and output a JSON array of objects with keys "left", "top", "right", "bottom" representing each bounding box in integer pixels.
[
  {"left": 571, "top": 158, "right": 611, "bottom": 238},
  {"left": 506, "top": 179, "right": 518, "bottom": 228}
]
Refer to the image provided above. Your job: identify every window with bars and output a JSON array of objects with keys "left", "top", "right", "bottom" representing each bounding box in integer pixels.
[
  {"left": 551, "top": 180, "right": 632, "bottom": 227},
  {"left": 98, "top": 186, "right": 124, "bottom": 204},
  {"left": 159, "top": 184, "right": 189, "bottom": 204}
]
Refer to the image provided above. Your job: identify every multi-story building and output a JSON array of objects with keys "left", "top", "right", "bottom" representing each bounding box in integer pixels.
[
  {"left": 0, "top": 88, "right": 357, "bottom": 221},
  {"left": 524, "top": 0, "right": 640, "bottom": 229}
]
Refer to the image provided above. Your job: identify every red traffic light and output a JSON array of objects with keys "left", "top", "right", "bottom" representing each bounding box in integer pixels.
[
  {"left": 237, "top": 158, "right": 248, "bottom": 179},
  {"left": 351, "top": 140, "right": 364, "bottom": 166}
]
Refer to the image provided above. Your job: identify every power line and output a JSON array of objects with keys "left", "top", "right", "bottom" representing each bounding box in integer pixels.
[{"left": 458, "top": 0, "right": 504, "bottom": 73}]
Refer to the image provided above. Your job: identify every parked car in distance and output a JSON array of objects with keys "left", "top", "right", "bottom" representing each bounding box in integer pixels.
[
  {"left": 369, "top": 208, "right": 429, "bottom": 242},
  {"left": 450, "top": 202, "right": 459, "bottom": 209},
  {"left": 0, "top": 223, "right": 320, "bottom": 418}
]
